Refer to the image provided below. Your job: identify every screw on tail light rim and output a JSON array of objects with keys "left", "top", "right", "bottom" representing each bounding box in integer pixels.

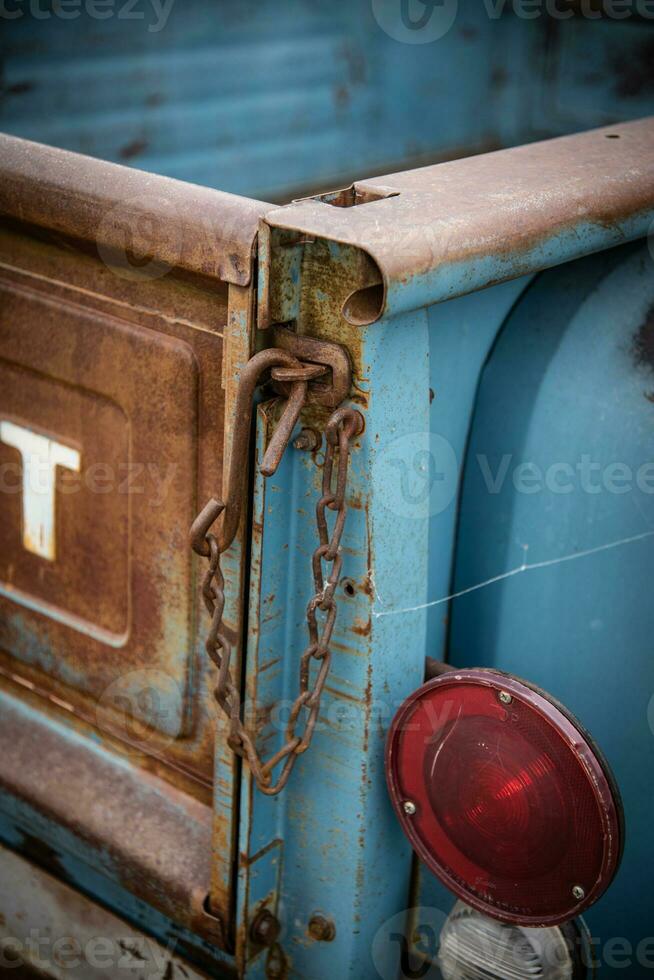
[{"left": 386, "top": 669, "right": 624, "bottom": 927}]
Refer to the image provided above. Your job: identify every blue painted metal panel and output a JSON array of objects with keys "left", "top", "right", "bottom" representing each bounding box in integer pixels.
[
  {"left": 246, "top": 235, "right": 654, "bottom": 973},
  {"left": 423, "top": 278, "right": 535, "bottom": 673},
  {"left": 532, "top": 16, "right": 654, "bottom": 133},
  {"left": 432, "top": 241, "right": 654, "bottom": 975},
  {"left": 239, "top": 306, "right": 432, "bottom": 978},
  {"left": 382, "top": 210, "right": 654, "bottom": 324}
]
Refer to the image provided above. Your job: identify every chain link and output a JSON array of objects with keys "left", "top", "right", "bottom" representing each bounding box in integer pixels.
[{"left": 192, "top": 355, "right": 363, "bottom": 796}]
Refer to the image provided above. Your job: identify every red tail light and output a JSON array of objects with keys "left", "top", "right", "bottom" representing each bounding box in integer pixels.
[{"left": 386, "top": 669, "right": 623, "bottom": 926}]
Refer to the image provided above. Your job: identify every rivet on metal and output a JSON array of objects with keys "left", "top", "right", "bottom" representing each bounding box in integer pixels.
[
  {"left": 265, "top": 942, "right": 287, "bottom": 979},
  {"left": 572, "top": 885, "right": 586, "bottom": 901},
  {"left": 308, "top": 914, "right": 336, "bottom": 942},
  {"left": 293, "top": 427, "right": 322, "bottom": 452},
  {"left": 250, "top": 909, "right": 281, "bottom": 947},
  {"left": 403, "top": 801, "right": 417, "bottom": 815},
  {"left": 498, "top": 691, "right": 513, "bottom": 705}
]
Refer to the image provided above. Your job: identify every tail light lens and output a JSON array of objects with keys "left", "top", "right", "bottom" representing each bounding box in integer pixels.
[
  {"left": 386, "top": 669, "right": 623, "bottom": 926},
  {"left": 438, "top": 901, "right": 590, "bottom": 979}
]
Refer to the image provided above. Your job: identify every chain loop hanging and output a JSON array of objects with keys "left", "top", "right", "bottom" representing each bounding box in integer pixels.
[{"left": 190, "top": 348, "right": 363, "bottom": 795}]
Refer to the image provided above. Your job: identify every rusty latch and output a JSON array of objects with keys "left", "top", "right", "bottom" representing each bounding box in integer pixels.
[{"left": 272, "top": 325, "right": 352, "bottom": 409}]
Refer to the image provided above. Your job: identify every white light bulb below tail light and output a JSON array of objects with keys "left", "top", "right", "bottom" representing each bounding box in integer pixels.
[{"left": 439, "top": 902, "right": 589, "bottom": 980}]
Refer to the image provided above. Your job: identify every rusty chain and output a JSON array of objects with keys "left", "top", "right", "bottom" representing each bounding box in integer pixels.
[{"left": 190, "top": 347, "right": 363, "bottom": 795}]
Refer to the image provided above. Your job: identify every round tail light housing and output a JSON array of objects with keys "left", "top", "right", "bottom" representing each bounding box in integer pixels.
[{"left": 386, "top": 669, "right": 623, "bottom": 926}]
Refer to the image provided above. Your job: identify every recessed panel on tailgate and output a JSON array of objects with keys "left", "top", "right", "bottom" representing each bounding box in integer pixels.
[{"left": 0, "top": 282, "right": 197, "bottom": 736}]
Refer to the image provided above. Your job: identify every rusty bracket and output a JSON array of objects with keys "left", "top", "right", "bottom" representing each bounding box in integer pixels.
[{"left": 271, "top": 324, "right": 352, "bottom": 409}]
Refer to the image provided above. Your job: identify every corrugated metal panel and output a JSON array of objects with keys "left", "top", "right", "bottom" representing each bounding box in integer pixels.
[
  {"left": 3, "top": 2, "right": 654, "bottom": 199},
  {"left": 0, "top": 0, "right": 528, "bottom": 200}
]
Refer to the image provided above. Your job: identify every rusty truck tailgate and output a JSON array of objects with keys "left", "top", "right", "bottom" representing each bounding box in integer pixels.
[{"left": 0, "top": 134, "right": 268, "bottom": 952}]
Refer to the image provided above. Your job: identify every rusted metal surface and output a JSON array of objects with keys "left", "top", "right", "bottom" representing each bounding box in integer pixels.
[
  {"left": 0, "top": 843, "right": 216, "bottom": 978},
  {"left": 293, "top": 428, "right": 322, "bottom": 452},
  {"left": 0, "top": 258, "right": 230, "bottom": 799},
  {"left": 248, "top": 909, "right": 281, "bottom": 949},
  {"left": 0, "top": 134, "right": 270, "bottom": 287},
  {"left": 0, "top": 691, "right": 221, "bottom": 945},
  {"left": 0, "top": 277, "right": 201, "bottom": 735},
  {"left": 264, "top": 117, "right": 654, "bottom": 323},
  {"left": 192, "top": 349, "right": 363, "bottom": 796},
  {"left": 260, "top": 368, "right": 317, "bottom": 480},
  {"left": 271, "top": 326, "right": 353, "bottom": 409},
  {"left": 0, "top": 136, "right": 261, "bottom": 944},
  {"left": 306, "top": 914, "right": 336, "bottom": 943},
  {"left": 190, "top": 348, "right": 312, "bottom": 558}
]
